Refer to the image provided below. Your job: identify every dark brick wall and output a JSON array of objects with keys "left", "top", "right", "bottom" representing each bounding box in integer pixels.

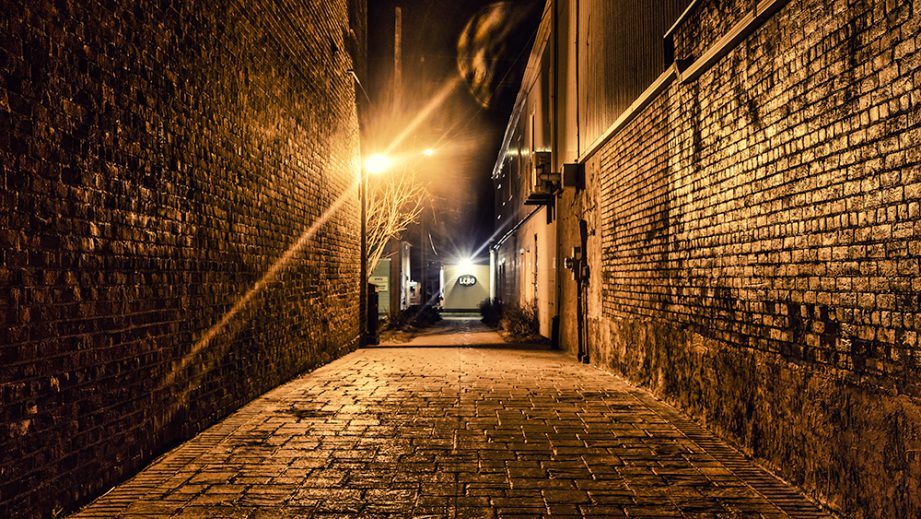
[
  {"left": 581, "top": 0, "right": 921, "bottom": 515},
  {"left": 0, "top": 1, "right": 362, "bottom": 516}
]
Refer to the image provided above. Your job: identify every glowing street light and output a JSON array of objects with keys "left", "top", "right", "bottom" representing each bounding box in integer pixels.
[
  {"left": 422, "top": 148, "right": 435, "bottom": 157},
  {"left": 365, "top": 153, "right": 392, "bottom": 174},
  {"left": 457, "top": 256, "right": 474, "bottom": 274}
]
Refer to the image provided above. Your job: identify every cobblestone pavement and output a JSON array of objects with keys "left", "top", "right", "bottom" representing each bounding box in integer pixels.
[{"left": 72, "top": 320, "right": 832, "bottom": 518}]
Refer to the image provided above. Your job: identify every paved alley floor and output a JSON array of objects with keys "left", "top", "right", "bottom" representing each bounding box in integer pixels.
[
  {"left": 73, "top": 319, "right": 830, "bottom": 518},
  {"left": 378, "top": 315, "right": 510, "bottom": 348}
]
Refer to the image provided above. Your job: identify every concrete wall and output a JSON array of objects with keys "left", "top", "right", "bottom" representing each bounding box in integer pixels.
[
  {"left": 443, "top": 264, "right": 490, "bottom": 311},
  {"left": 565, "top": 0, "right": 921, "bottom": 515},
  {"left": 0, "top": 1, "right": 363, "bottom": 516}
]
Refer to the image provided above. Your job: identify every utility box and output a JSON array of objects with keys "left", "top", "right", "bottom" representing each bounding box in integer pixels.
[{"left": 562, "top": 162, "right": 584, "bottom": 189}]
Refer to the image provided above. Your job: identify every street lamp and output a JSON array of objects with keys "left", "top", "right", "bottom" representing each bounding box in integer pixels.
[
  {"left": 360, "top": 152, "right": 392, "bottom": 345},
  {"left": 366, "top": 153, "right": 392, "bottom": 174},
  {"left": 457, "top": 256, "right": 474, "bottom": 275}
]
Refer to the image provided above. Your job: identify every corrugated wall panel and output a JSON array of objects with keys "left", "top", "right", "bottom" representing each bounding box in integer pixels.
[{"left": 578, "top": 0, "right": 691, "bottom": 150}]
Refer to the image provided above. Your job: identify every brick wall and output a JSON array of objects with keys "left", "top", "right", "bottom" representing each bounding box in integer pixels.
[
  {"left": 584, "top": 0, "right": 921, "bottom": 515},
  {"left": 0, "top": 1, "right": 362, "bottom": 516}
]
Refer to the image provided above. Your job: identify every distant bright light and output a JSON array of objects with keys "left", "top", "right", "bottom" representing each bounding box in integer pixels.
[
  {"left": 422, "top": 148, "right": 435, "bottom": 156},
  {"left": 457, "top": 256, "right": 474, "bottom": 274},
  {"left": 365, "top": 153, "right": 392, "bottom": 174}
]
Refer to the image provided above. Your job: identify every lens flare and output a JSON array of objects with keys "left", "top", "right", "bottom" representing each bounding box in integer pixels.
[
  {"left": 384, "top": 76, "right": 462, "bottom": 155},
  {"left": 456, "top": 2, "right": 534, "bottom": 108},
  {"left": 457, "top": 256, "right": 474, "bottom": 274},
  {"left": 157, "top": 181, "right": 359, "bottom": 427}
]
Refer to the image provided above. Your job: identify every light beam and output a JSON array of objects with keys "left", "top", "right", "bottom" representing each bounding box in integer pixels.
[
  {"left": 385, "top": 76, "right": 462, "bottom": 155},
  {"left": 158, "top": 181, "right": 359, "bottom": 421}
]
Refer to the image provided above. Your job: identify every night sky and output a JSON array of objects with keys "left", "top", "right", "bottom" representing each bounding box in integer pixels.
[{"left": 366, "top": 0, "right": 543, "bottom": 262}]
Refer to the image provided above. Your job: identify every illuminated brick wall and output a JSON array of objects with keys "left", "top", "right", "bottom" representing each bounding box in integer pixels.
[
  {"left": 0, "top": 1, "right": 362, "bottom": 516},
  {"left": 576, "top": 0, "right": 920, "bottom": 515}
]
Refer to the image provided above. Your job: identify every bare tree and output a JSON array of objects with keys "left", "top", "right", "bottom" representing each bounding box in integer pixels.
[{"left": 366, "top": 166, "right": 426, "bottom": 275}]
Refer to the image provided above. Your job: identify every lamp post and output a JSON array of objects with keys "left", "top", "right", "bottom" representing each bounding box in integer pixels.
[
  {"left": 359, "top": 161, "right": 368, "bottom": 345},
  {"left": 360, "top": 153, "right": 391, "bottom": 345}
]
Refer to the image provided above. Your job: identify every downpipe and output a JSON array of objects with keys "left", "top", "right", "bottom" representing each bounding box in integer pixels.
[{"left": 565, "top": 219, "right": 590, "bottom": 363}]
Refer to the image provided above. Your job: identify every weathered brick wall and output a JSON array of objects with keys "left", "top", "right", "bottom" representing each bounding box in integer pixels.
[
  {"left": 586, "top": 0, "right": 921, "bottom": 515},
  {"left": 0, "top": 1, "right": 362, "bottom": 516}
]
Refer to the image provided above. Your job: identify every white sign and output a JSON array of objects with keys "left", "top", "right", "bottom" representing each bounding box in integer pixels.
[
  {"left": 457, "top": 274, "right": 477, "bottom": 286},
  {"left": 369, "top": 275, "right": 389, "bottom": 292}
]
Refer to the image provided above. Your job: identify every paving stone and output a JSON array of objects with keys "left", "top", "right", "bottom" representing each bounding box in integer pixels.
[{"left": 71, "top": 321, "right": 832, "bottom": 517}]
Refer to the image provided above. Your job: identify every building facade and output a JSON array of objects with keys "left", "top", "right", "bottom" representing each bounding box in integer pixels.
[
  {"left": 492, "top": 11, "right": 557, "bottom": 338},
  {"left": 443, "top": 262, "right": 490, "bottom": 311},
  {"left": 370, "top": 239, "right": 413, "bottom": 319},
  {"left": 492, "top": 0, "right": 921, "bottom": 515}
]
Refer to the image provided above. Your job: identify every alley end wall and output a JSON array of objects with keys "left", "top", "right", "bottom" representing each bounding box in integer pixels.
[
  {"left": 0, "top": 1, "right": 363, "bottom": 516},
  {"left": 570, "top": 0, "right": 921, "bottom": 515}
]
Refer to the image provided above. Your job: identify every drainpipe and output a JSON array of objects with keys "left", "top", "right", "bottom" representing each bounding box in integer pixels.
[
  {"left": 550, "top": 0, "right": 561, "bottom": 348},
  {"left": 575, "top": 0, "right": 580, "bottom": 157},
  {"left": 574, "top": 1, "right": 585, "bottom": 362},
  {"left": 576, "top": 218, "right": 589, "bottom": 363}
]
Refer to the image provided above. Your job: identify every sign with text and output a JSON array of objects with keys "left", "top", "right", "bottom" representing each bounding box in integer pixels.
[
  {"left": 369, "top": 275, "right": 389, "bottom": 292},
  {"left": 457, "top": 274, "right": 477, "bottom": 286}
]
